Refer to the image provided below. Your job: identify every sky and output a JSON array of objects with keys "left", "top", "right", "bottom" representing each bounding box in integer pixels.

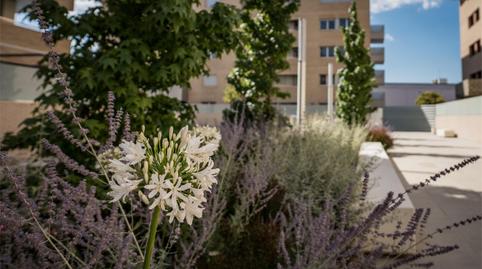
[{"left": 371, "top": 0, "right": 462, "bottom": 83}]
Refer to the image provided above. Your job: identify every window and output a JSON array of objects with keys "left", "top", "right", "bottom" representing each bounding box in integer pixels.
[
  {"left": 469, "top": 8, "right": 480, "bottom": 28},
  {"left": 289, "top": 20, "right": 299, "bottom": 30},
  {"left": 208, "top": 52, "right": 217, "bottom": 60},
  {"left": 320, "top": 74, "right": 336, "bottom": 85},
  {"left": 469, "top": 15, "right": 474, "bottom": 27},
  {"left": 469, "top": 39, "right": 481, "bottom": 56},
  {"left": 279, "top": 75, "right": 298, "bottom": 86},
  {"left": 203, "top": 75, "right": 217, "bottom": 86},
  {"left": 339, "top": 18, "right": 350, "bottom": 28},
  {"left": 470, "top": 71, "right": 482, "bottom": 79},
  {"left": 206, "top": 0, "right": 218, "bottom": 8},
  {"left": 288, "top": 47, "right": 299, "bottom": 58},
  {"left": 320, "top": 19, "right": 336, "bottom": 30},
  {"left": 320, "top": 74, "right": 327, "bottom": 85},
  {"left": 320, "top": 46, "right": 335, "bottom": 57}
]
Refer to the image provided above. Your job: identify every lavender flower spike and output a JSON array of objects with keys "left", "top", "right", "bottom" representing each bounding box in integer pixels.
[{"left": 42, "top": 139, "right": 98, "bottom": 178}]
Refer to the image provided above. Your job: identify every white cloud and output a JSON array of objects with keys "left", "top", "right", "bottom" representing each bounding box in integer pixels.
[
  {"left": 371, "top": 0, "right": 442, "bottom": 13},
  {"left": 385, "top": 33, "right": 395, "bottom": 42}
]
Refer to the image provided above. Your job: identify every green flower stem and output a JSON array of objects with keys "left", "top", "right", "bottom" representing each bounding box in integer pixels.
[{"left": 143, "top": 206, "right": 161, "bottom": 269}]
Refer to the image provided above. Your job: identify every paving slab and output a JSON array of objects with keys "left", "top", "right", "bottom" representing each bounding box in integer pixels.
[{"left": 389, "top": 132, "right": 482, "bottom": 269}]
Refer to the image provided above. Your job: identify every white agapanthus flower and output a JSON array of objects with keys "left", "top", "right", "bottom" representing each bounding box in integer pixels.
[
  {"left": 108, "top": 159, "right": 135, "bottom": 174},
  {"left": 185, "top": 136, "right": 219, "bottom": 165},
  {"left": 106, "top": 125, "right": 221, "bottom": 225},
  {"left": 180, "top": 197, "right": 204, "bottom": 225},
  {"left": 192, "top": 160, "right": 219, "bottom": 190},
  {"left": 193, "top": 126, "right": 221, "bottom": 145},
  {"left": 119, "top": 140, "right": 146, "bottom": 165},
  {"left": 144, "top": 173, "right": 168, "bottom": 209},
  {"left": 108, "top": 173, "right": 142, "bottom": 203}
]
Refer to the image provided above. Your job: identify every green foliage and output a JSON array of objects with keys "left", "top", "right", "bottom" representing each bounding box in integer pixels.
[
  {"left": 416, "top": 91, "right": 445, "bottom": 105},
  {"left": 2, "top": 0, "right": 240, "bottom": 152},
  {"left": 223, "top": 0, "right": 299, "bottom": 124},
  {"left": 274, "top": 116, "right": 368, "bottom": 208},
  {"left": 223, "top": 84, "right": 241, "bottom": 103},
  {"left": 197, "top": 116, "right": 366, "bottom": 268},
  {"left": 335, "top": 2, "right": 376, "bottom": 126},
  {"left": 367, "top": 126, "right": 394, "bottom": 150}
]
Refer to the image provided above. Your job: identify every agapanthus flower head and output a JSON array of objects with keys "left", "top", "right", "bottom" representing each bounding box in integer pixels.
[
  {"left": 105, "top": 125, "right": 221, "bottom": 225},
  {"left": 193, "top": 125, "right": 221, "bottom": 145}
]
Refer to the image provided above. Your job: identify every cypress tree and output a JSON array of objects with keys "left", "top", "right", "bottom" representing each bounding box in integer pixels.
[{"left": 335, "top": 2, "right": 376, "bottom": 125}]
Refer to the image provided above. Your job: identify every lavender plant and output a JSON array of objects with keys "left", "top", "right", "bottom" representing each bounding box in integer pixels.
[
  {"left": 0, "top": 156, "right": 139, "bottom": 268},
  {"left": 277, "top": 156, "right": 481, "bottom": 269}
]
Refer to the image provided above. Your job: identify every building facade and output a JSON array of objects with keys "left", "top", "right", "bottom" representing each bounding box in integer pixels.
[
  {"left": 459, "top": 0, "right": 482, "bottom": 97},
  {"left": 188, "top": 0, "right": 384, "bottom": 123},
  {"left": 0, "top": 0, "right": 73, "bottom": 138}
]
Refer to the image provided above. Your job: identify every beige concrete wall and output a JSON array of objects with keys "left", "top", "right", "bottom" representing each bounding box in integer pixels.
[
  {"left": 436, "top": 115, "right": 482, "bottom": 143},
  {"left": 459, "top": 0, "right": 482, "bottom": 79},
  {"left": 458, "top": 78, "right": 482, "bottom": 97},
  {"left": 187, "top": 53, "right": 236, "bottom": 104},
  {"left": 435, "top": 96, "right": 482, "bottom": 142},
  {"left": 0, "top": 100, "right": 36, "bottom": 140}
]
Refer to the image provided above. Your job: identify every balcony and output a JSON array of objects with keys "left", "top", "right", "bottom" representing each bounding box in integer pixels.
[
  {"left": 371, "top": 25, "right": 384, "bottom": 44},
  {"left": 371, "top": 47, "right": 384, "bottom": 64},
  {"left": 0, "top": 17, "right": 70, "bottom": 66},
  {"left": 375, "top": 69, "right": 385, "bottom": 85}
]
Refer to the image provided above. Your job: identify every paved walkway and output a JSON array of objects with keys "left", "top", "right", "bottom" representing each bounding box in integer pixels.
[{"left": 389, "top": 132, "right": 482, "bottom": 269}]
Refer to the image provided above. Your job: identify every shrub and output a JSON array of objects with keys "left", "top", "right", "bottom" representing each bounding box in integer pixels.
[
  {"left": 274, "top": 116, "right": 367, "bottom": 208},
  {"left": 367, "top": 126, "right": 394, "bottom": 150},
  {"left": 416, "top": 91, "right": 445, "bottom": 105},
  {"left": 197, "top": 116, "right": 367, "bottom": 268}
]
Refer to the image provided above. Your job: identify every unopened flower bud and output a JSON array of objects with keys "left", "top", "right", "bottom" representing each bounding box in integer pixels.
[
  {"left": 169, "top": 126, "right": 174, "bottom": 140},
  {"left": 143, "top": 161, "right": 149, "bottom": 182},
  {"left": 163, "top": 138, "right": 169, "bottom": 148},
  {"left": 153, "top": 137, "right": 159, "bottom": 148},
  {"left": 138, "top": 191, "right": 149, "bottom": 205}
]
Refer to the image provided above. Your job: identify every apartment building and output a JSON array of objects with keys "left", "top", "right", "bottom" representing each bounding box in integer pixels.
[
  {"left": 0, "top": 0, "right": 73, "bottom": 138},
  {"left": 188, "top": 0, "right": 384, "bottom": 123},
  {"left": 458, "top": 0, "right": 482, "bottom": 97}
]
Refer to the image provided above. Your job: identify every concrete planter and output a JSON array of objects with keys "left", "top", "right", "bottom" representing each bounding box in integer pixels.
[{"left": 420, "top": 105, "right": 436, "bottom": 133}]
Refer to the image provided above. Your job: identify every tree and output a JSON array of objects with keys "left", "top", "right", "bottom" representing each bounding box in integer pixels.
[
  {"left": 335, "top": 1, "right": 376, "bottom": 126},
  {"left": 416, "top": 91, "right": 445, "bottom": 105},
  {"left": 2, "top": 0, "right": 239, "bottom": 152},
  {"left": 223, "top": 0, "right": 299, "bottom": 124}
]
